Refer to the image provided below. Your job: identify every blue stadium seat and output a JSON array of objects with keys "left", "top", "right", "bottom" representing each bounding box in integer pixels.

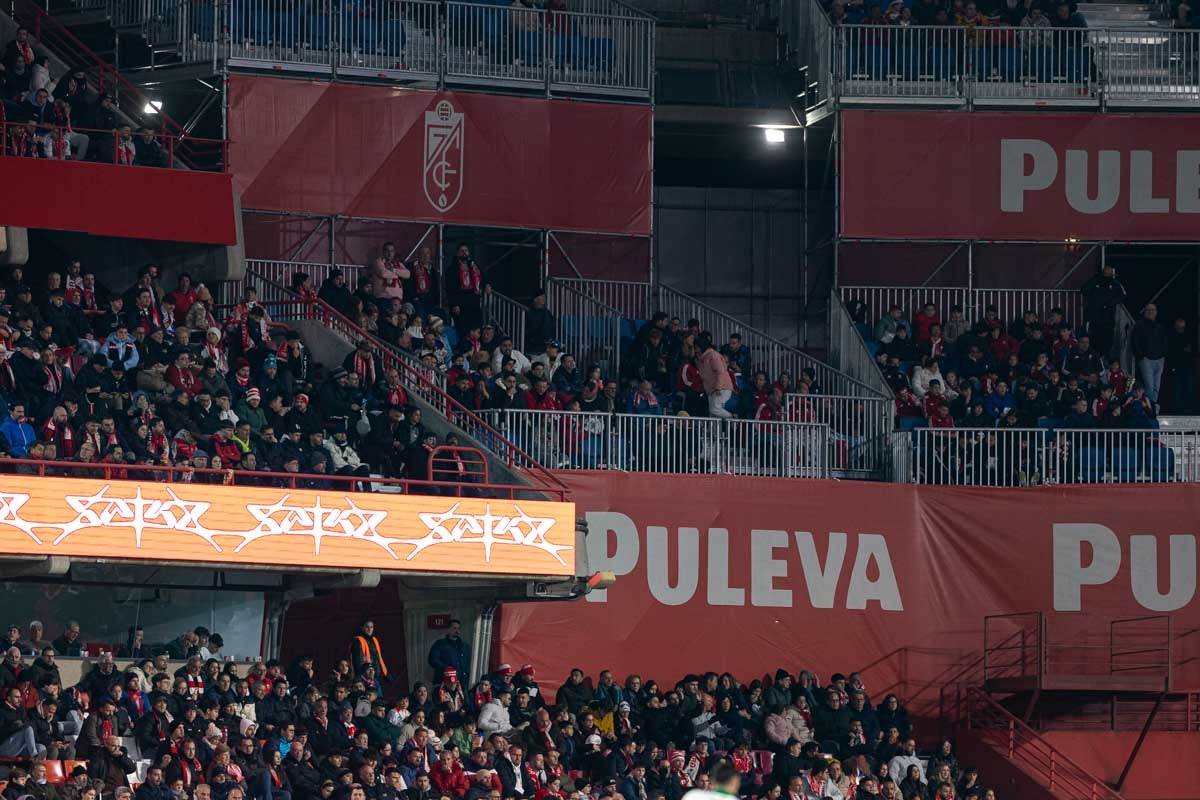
[
  {"left": 866, "top": 341, "right": 881, "bottom": 357},
  {"left": 855, "top": 322, "right": 872, "bottom": 341},
  {"left": 515, "top": 29, "right": 543, "bottom": 65},
  {"left": 1113, "top": 447, "right": 1141, "bottom": 482},
  {"left": 930, "top": 46, "right": 959, "bottom": 80},
  {"left": 1146, "top": 447, "right": 1174, "bottom": 482},
  {"left": 1037, "top": 417, "right": 1060, "bottom": 430},
  {"left": 900, "top": 417, "right": 926, "bottom": 431},
  {"left": 1077, "top": 447, "right": 1106, "bottom": 483},
  {"left": 620, "top": 320, "right": 639, "bottom": 341}
]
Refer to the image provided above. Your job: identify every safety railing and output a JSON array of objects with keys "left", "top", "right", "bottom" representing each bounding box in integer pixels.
[
  {"left": 785, "top": 391, "right": 893, "bottom": 477},
  {"left": 984, "top": 611, "right": 1045, "bottom": 685},
  {"left": 0, "top": 454, "right": 565, "bottom": 500},
  {"left": 481, "top": 287, "right": 527, "bottom": 348},
  {"left": 958, "top": 687, "right": 1125, "bottom": 800},
  {"left": 156, "top": 0, "right": 653, "bottom": 98},
  {"left": 550, "top": 278, "right": 653, "bottom": 320},
  {"left": 477, "top": 408, "right": 831, "bottom": 478},
  {"left": 240, "top": 271, "right": 568, "bottom": 492},
  {"left": 656, "top": 283, "right": 886, "bottom": 399},
  {"left": 833, "top": 24, "right": 1200, "bottom": 107},
  {"left": 828, "top": 287, "right": 893, "bottom": 402},
  {"left": 839, "top": 286, "right": 1086, "bottom": 333},
  {"left": 899, "top": 427, "right": 1200, "bottom": 486},
  {"left": 1111, "top": 615, "right": 1172, "bottom": 685},
  {"left": 546, "top": 279, "right": 622, "bottom": 380},
  {"left": 244, "top": 260, "right": 362, "bottom": 294},
  {"left": 1, "top": 120, "right": 226, "bottom": 169}
]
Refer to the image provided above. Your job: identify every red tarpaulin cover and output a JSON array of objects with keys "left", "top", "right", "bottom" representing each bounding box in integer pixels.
[
  {"left": 229, "top": 76, "right": 652, "bottom": 236},
  {"left": 0, "top": 157, "right": 236, "bottom": 245},
  {"left": 840, "top": 110, "right": 1200, "bottom": 242},
  {"left": 500, "top": 473, "right": 1200, "bottom": 713}
]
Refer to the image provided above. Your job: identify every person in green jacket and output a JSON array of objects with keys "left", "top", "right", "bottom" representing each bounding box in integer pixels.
[{"left": 359, "top": 700, "right": 402, "bottom": 748}]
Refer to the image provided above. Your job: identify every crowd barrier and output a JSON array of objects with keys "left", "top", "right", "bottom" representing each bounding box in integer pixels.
[
  {"left": 839, "top": 285, "right": 1087, "bottom": 333},
  {"left": 897, "top": 427, "right": 1200, "bottom": 486},
  {"left": 834, "top": 24, "right": 1200, "bottom": 106},
  {"left": 137, "top": 0, "right": 653, "bottom": 97},
  {"left": 1, "top": 120, "right": 226, "bottom": 169},
  {"left": 477, "top": 408, "right": 832, "bottom": 478}
]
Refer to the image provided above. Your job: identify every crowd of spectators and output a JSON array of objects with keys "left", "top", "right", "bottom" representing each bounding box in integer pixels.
[
  {"left": 0, "top": 260, "right": 478, "bottom": 489},
  {"left": 325, "top": 246, "right": 827, "bottom": 430},
  {"left": 849, "top": 266, "right": 1195, "bottom": 431},
  {"left": 0, "top": 617, "right": 1000, "bottom": 800},
  {"left": 2, "top": 30, "right": 169, "bottom": 165}
]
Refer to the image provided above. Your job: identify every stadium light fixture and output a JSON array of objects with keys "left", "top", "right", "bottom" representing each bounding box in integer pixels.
[
  {"left": 143, "top": 100, "right": 163, "bottom": 114},
  {"left": 764, "top": 127, "right": 786, "bottom": 145}
]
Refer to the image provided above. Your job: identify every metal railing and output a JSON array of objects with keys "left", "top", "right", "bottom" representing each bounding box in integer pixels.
[
  {"left": 898, "top": 427, "right": 1200, "bottom": 486},
  {"left": 481, "top": 288, "right": 527, "bottom": 347},
  {"left": 833, "top": 24, "right": 1200, "bottom": 106},
  {"left": 150, "top": 0, "right": 653, "bottom": 97},
  {"left": 839, "top": 285, "right": 1086, "bottom": 333},
  {"left": 958, "top": 687, "right": 1124, "bottom": 800},
  {"left": 785, "top": 391, "right": 893, "bottom": 476},
  {"left": 550, "top": 278, "right": 653, "bottom": 320},
  {"left": 546, "top": 280, "right": 622, "bottom": 379},
  {"left": 828, "top": 287, "right": 893, "bottom": 402},
  {"left": 477, "top": 408, "right": 831, "bottom": 478},
  {"left": 780, "top": 0, "right": 833, "bottom": 112}
]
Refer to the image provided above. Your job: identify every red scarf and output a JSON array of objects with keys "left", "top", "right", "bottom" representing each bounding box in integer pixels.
[
  {"left": 44, "top": 419, "right": 75, "bottom": 458},
  {"left": 457, "top": 261, "right": 481, "bottom": 294},
  {"left": 413, "top": 264, "right": 431, "bottom": 295},
  {"left": 353, "top": 350, "right": 376, "bottom": 387},
  {"left": 117, "top": 140, "right": 135, "bottom": 165},
  {"left": 42, "top": 363, "right": 64, "bottom": 395},
  {"left": 11, "top": 128, "right": 36, "bottom": 157},
  {"left": 386, "top": 384, "right": 408, "bottom": 407},
  {"left": 15, "top": 41, "right": 33, "bottom": 65},
  {"left": 100, "top": 717, "right": 113, "bottom": 739}
]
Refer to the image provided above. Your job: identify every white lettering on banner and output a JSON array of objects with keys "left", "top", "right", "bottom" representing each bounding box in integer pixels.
[
  {"left": 1000, "top": 139, "right": 1200, "bottom": 215},
  {"left": 584, "top": 512, "right": 903, "bottom": 611},
  {"left": 1053, "top": 524, "right": 1197, "bottom": 612}
]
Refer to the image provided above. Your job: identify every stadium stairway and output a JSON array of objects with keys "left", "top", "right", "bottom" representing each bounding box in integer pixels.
[
  {"left": 546, "top": 277, "right": 887, "bottom": 399},
  {"left": 241, "top": 271, "right": 569, "bottom": 496}
]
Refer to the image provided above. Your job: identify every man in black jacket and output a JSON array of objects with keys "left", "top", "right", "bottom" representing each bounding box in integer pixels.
[
  {"left": 494, "top": 745, "right": 529, "bottom": 799},
  {"left": 30, "top": 697, "right": 72, "bottom": 759},
  {"left": 0, "top": 685, "right": 42, "bottom": 758},
  {"left": 88, "top": 735, "right": 137, "bottom": 794},
  {"left": 1132, "top": 303, "right": 1169, "bottom": 407},
  {"left": 1167, "top": 317, "right": 1195, "bottom": 414},
  {"left": 1081, "top": 264, "right": 1126, "bottom": 357}
]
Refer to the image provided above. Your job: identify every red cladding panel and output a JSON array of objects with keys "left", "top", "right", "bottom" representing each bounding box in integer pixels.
[
  {"left": 841, "top": 110, "right": 1200, "bottom": 241},
  {"left": 229, "top": 77, "right": 652, "bottom": 236},
  {"left": 0, "top": 158, "right": 236, "bottom": 245},
  {"left": 500, "top": 472, "right": 1200, "bottom": 701}
]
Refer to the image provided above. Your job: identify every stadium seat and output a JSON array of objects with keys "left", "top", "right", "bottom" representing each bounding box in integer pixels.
[
  {"left": 1146, "top": 446, "right": 1174, "bottom": 482},
  {"left": 43, "top": 761, "right": 66, "bottom": 785},
  {"left": 1113, "top": 447, "right": 1141, "bottom": 482},
  {"left": 1037, "top": 418, "right": 1061, "bottom": 430},
  {"left": 1077, "top": 447, "right": 1106, "bottom": 483},
  {"left": 899, "top": 417, "right": 925, "bottom": 431}
]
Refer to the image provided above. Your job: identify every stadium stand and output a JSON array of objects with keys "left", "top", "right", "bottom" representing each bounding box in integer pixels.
[{"left": 0, "top": 633, "right": 1004, "bottom": 800}]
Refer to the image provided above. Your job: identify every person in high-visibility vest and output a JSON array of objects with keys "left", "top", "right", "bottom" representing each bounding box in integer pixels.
[{"left": 351, "top": 619, "right": 389, "bottom": 683}]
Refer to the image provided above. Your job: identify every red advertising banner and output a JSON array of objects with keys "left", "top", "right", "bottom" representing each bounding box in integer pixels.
[
  {"left": 0, "top": 157, "right": 236, "bottom": 245},
  {"left": 499, "top": 473, "right": 1200, "bottom": 718},
  {"left": 229, "top": 77, "right": 652, "bottom": 236},
  {"left": 840, "top": 110, "right": 1200, "bottom": 242}
]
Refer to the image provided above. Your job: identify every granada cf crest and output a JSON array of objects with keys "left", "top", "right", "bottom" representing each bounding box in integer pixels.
[{"left": 423, "top": 100, "right": 464, "bottom": 213}]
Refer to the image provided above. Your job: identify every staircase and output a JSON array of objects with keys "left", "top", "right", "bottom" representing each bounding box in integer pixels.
[
  {"left": 547, "top": 277, "right": 886, "bottom": 399},
  {"left": 1080, "top": 4, "right": 1199, "bottom": 102},
  {"left": 950, "top": 687, "right": 1126, "bottom": 800},
  {"left": 238, "top": 271, "right": 569, "bottom": 496}
]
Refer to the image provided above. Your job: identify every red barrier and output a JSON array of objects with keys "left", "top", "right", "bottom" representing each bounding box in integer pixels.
[
  {"left": 0, "top": 155, "right": 236, "bottom": 244},
  {"left": 840, "top": 110, "right": 1200, "bottom": 242},
  {"left": 229, "top": 77, "right": 652, "bottom": 235},
  {"left": 499, "top": 473, "right": 1200, "bottom": 704}
]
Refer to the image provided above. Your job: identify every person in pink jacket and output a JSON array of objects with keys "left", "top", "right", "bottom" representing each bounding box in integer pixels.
[{"left": 696, "top": 334, "right": 733, "bottom": 418}]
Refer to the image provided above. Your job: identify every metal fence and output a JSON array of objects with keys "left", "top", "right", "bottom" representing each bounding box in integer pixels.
[
  {"left": 833, "top": 25, "right": 1200, "bottom": 106},
  {"left": 785, "top": 391, "right": 893, "bottom": 477},
  {"left": 481, "top": 289, "right": 527, "bottom": 348},
  {"left": 828, "top": 287, "right": 893, "bottom": 403},
  {"left": 897, "top": 427, "right": 1200, "bottom": 486},
  {"left": 478, "top": 408, "right": 831, "bottom": 478},
  {"left": 152, "top": 0, "right": 653, "bottom": 97},
  {"left": 551, "top": 278, "right": 654, "bottom": 320},
  {"left": 546, "top": 280, "right": 622, "bottom": 379},
  {"left": 839, "top": 286, "right": 1086, "bottom": 334}
]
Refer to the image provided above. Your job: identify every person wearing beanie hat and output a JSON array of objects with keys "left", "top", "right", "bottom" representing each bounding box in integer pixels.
[
  {"left": 234, "top": 385, "right": 267, "bottom": 436},
  {"left": 513, "top": 664, "right": 543, "bottom": 709},
  {"left": 435, "top": 666, "right": 466, "bottom": 716},
  {"left": 428, "top": 619, "right": 470, "bottom": 686}
]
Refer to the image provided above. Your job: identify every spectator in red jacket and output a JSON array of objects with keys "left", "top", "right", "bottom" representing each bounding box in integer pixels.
[
  {"left": 431, "top": 750, "right": 470, "bottom": 798},
  {"left": 913, "top": 303, "right": 940, "bottom": 344}
]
